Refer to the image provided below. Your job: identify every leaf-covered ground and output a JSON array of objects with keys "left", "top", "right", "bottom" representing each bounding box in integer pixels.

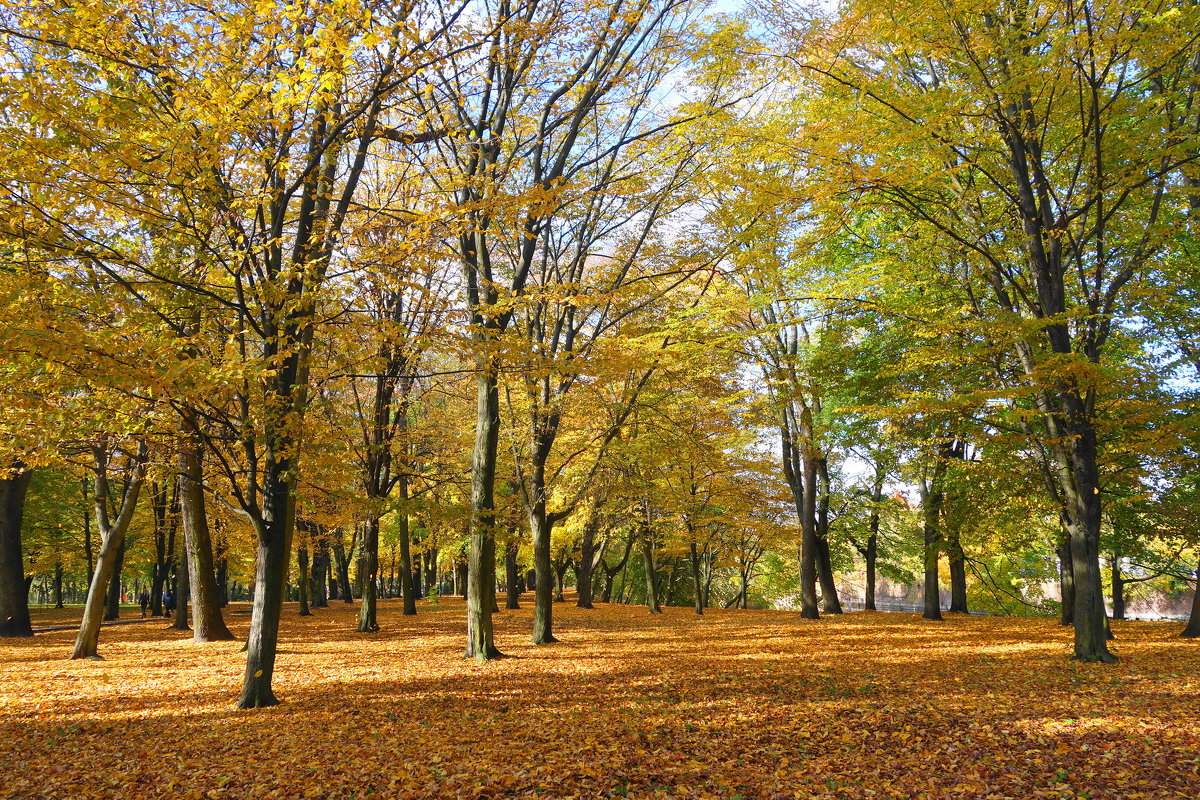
[{"left": 2, "top": 599, "right": 1197, "bottom": 799}]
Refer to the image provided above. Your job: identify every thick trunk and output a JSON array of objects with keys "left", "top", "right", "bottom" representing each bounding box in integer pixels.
[
  {"left": 297, "top": 545, "right": 311, "bottom": 617},
  {"left": 333, "top": 535, "right": 353, "bottom": 602},
  {"left": 864, "top": 467, "right": 884, "bottom": 612},
  {"left": 1058, "top": 533, "right": 1075, "bottom": 625},
  {"left": 104, "top": 539, "right": 125, "bottom": 621},
  {"left": 948, "top": 533, "right": 968, "bottom": 614},
  {"left": 739, "top": 569, "right": 749, "bottom": 609},
  {"left": 505, "top": 541, "right": 521, "bottom": 609},
  {"left": 72, "top": 445, "right": 147, "bottom": 659},
  {"left": 864, "top": 542, "right": 877, "bottom": 612},
  {"left": 531, "top": 515, "right": 556, "bottom": 643},
  {"left": 53, "top": 563, "right": 64, "bottom": 609},
  {"left": 815, "top": 458, "right": 842, "bottom": 614},
  {"left": 424, "top": 548, "right": 437, "bottom": 598},
  {"left": 576, "top": 523, "right": 596, "bottom": 609},
  {"left": 1181, "top": 563, "right": 1200, "bottom": 638},
  {"left": 178, "top": 436, "right": 235, "bottom": 641},
  {"left": 815, "top": 537, "right": 841, "bottom": 614},
  {"left": 553, "top": 557, "right": 568, "bottom": 603},
  {"left": 921, "top": 457, "right": 946, "bottom": 622},
  {"left": 82, "top": 478, "right": 94, "bottom": 586},
  {"left": 1110, "top": 555, "right": 1125, "bottom": 621},
  {"left": 311, "top": 548, "right": 328, "bottom": 608},
  {"left": 172, "top": 544, "right": 190, "bottom": 631},
  {"left": 642, "top": 528, "right": 660, "bottom": 614},
  {"left": 464, "top": 358, "right": 501, "bottom": 661},
  {"left": 398, "top": 480, "right": 415, "bottom": 616},
  {"left": 238, "top": 508, "right": 290, "bottom": 708},
  {"left": 690, "top": 543, "right": 704, "bottom": 615},
  {"left": 0, "top": 467, "right": 33, "bottom": 637},
  {"left": 1063, "top": 421, "right": 1115, "bottom": 662},
  {"left": 798, "top": 454, "right": 820, "bottom": 619},
  {"left": 357, "top": 516, "right": 380, "bottom": 632}
]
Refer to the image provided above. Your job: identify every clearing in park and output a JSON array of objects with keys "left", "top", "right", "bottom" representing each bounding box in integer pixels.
[{"left": 2, "top": 599, "right": 1197, "bottom": 799}]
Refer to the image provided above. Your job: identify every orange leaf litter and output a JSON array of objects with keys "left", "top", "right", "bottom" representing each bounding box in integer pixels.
[{"left": 2, "top": 599, "right": 1197, "bottom": 799}]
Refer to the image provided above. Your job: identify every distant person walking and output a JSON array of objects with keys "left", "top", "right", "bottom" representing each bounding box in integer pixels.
[
  {"left": 138, "top": 592, "right": 149, "bottom": 618},
  {"left": 163, "top": 590, "right": 175, "bottom": 618}
]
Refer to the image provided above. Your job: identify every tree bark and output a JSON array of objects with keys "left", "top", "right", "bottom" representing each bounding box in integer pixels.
[
  {"left": 921, "top": 453, "right": 947, "bottom": 622},
  {"left": 357, "top": 516, "right": 380, "bottom": 632},
  {"left": 641, "top": 524, "right": 660, "bottom": 614},
  {"left": 799, "top": 450, "right": 820, "bottom": 619},
  {"left": 172, "top": 543, "right": 190, "bottom": 631},
  {"left": 780, "top": 414, "right": 819, "bottom": 619},
  {"left": 464, "top": 353, "right": 502, "bottom": 661},
  {"left": 1058, "top": 532, "right": 1075, "bottom": 625},
  {"left": 815, "top": 458, "right": 842, "bottom": 614},
  {"left": 505, "top": 541, "right": 521, "bottom": 609},
  {"left": 864, "top": 467, "right": 883, "bottom": 612},
  {"left": 104, "top": 538, "right": 125, "bottom": 621},
  {"left": 178, "top": 432, "right": 235, "bottom": 641},
  {"left": 0, "top": 466, "right": 33, "bottom": 637},
  {"left": 531, "top": 515, "right": 556, "bottom": 643},
  {"left": 237, "top": 462, "right": 294, "bottom": 708},
  {"left": 689, "top": 542, "right": 704, "bottom": 615},
  {"left": 297, "top": 544, "right": 311, "bottom": 617},
  {"left": 398, "top": 478, "right": 416, "bottom": 616},
  {"left": 333, "top": 534, "right": 353, "bottom": 602},
  {"left": 1181, "top": 563, "right": 1200, "bottom": 638},
  {"left": 1063, "top": 420, "right": 1115, "bottom": 662},
  {"left": 947, "top": 531, "right": 968, "bottom": 614},
  {"left": 72, "top": 443, "right": 148, "bottom": 659},
  {"left": 1110, "top": 554, "right": 1125, "bottom": 621}
]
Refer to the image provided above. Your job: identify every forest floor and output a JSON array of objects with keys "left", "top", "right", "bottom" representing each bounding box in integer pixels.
[{"left": 2, "top": 598, "right": 1198, "bottom": 800}]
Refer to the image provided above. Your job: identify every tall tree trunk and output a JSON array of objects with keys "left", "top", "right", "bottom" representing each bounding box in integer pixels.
[
  {"left": 237, "top": 458, "right": 294, "bottom": 708},
  {"left": 864, "top": 532, "right": 878, "bottom": 612},
  {"left": 781, "top": 415, "right": 819, "bottom": 619},
  {"left": 172, "top": 543, "right": 190, "bottom": 631},
  {"left": 398, "top": 478, "right": 416, "bottom": 616},
  {"left": 104, "top": 538, "right": 126, "bottom": 621},
  {"left": 815, "top": 458, "right": 842, "bottom": 614},
  {"left": 82, "top": 477, "right": 94, "bottom": 586},
  {"left": 1110, "top": 554, "right": 1125, "bottom": 621},
  {"left": 0, "top": 466, "right": 33, "bottom": 637},
  {"left": 465, "top": 356, "right": 502, "bottom": 661},
  {"left": 73, "top": 443, "right": 148, "bottom": 659},
  {"left": 921, "top": 455, "right": 947, "bottom": 622},
  {"left": 424, "top": 548, "right": 437, "bottom": 598},
  {"left": 689, "top": 542, "right": 704, "bottom": 615},
  {"left": 553, "top": 556, "right": 568, "bottom": 603},
  {"left": 576, "top": 525, "right": 597, "bottom": 610},
  {"left": 297, "top": 544, "right": 311, "bottom": 617},
  {"left": 947, "top": 531, "right": 968, "bottom": 614},
  {"left": 505, "top": 541, "right": 521, "bottom": 610},
  {"left": 864, "top": 463, "right": 884, "bottom": 612},
  {"left": 1180, "top": 563, "right": 1200, "bottom": 638},
  {"left": 531, "top": 515, "right": 556, "bottom": 643},
  {"left": 1063, "top": 420, "right": 1114, "bottom": 662},
  {"left": 1058, "top": 532, "right": 1075, "bottom": 625},
  {"left": 333, "top": 534, "right": 353, "bottom": 603},
  {"left": 641, "top": 526, "right": 660, "bottom": 614},
  {"left": 53, "top": 562, "right": 64, "bottom": 609},
  {"left": 178, "top": 431, "right": 235, "bottom": 641},
  {"left": 358, "top": 516, "right": 380, "bottom": 632},
  {"left": 799, "top": 452, "right": 820, "bottom": 619}
]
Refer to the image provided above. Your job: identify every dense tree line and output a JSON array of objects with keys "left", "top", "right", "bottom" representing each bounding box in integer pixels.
[{"left": 1, "top": 0, "right": 1198, "bottom": 705}]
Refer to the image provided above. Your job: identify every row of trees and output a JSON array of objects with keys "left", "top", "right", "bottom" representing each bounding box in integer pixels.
[{"left": 3, "top": 0, "right": 1199, "bottom": 706}]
